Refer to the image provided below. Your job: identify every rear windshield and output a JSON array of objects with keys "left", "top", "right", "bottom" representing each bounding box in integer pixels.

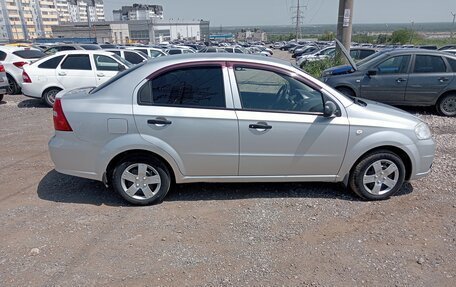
[
  {"left": 90, "top": 61, "right": 145, "bottom": 94},
  {"left": 13, "top": 50, "right": 46, "bottom": 59}
]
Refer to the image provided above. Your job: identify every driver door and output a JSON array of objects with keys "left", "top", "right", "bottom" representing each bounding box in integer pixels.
[{"left": 230, "top": 64, "right": 349, "bottom": 178}]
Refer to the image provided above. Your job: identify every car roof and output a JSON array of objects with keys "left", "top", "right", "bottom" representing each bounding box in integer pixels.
[
  {"left": 382, "top": 48, "right": 453, "bottom": 56},
  {"left": 0, "top": 46, "right": 40, "bottom": 52},
  {"left": 53, "top": 50, "right": 116, "bottom": 56},
  {"left": 141, "top": 52, "right": 292, "bottom": 68}
]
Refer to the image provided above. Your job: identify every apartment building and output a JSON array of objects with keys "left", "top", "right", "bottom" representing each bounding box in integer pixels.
[
  {"left": 113, "top": 4, "right": 163, "bottom": 21},
  {"left": 0, "top": 0, "right": 105, "bottom": 41}
]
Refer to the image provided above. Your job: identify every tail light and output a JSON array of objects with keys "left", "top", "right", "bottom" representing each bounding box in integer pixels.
[
  {"left": 13, "top": 61, "right": 27, "bottom": 68},
  {"left": 22, "top": 70, "right": 31, "bottom": 83},
  {"left": 53, "top": 98, "right": 72, "bottom": 131},
  {"left": 0, "top": 65, "right": 4, "bottom": 72}
]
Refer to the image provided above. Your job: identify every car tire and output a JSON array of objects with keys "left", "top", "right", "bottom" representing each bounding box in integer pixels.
[
  {"left": 112, "top": 156, "right": 171, "bottom": 206},
  {"left": 336, "top": 87, "right": 356, "bottom": 98},
  {"left": 42, "top": 88, "right": 62, "bottom": 107},
  {"left": 436, "top": 93, "right": 456, "bottom": 117},
  {"left": 349, "top": 150, "right": 406, "bottom": 200},
  {"left": 6, "top": 75, "right": 20, "bottom": 95},
  {"left": 0, "top": 94, "right": 3, "bottom": 102}
]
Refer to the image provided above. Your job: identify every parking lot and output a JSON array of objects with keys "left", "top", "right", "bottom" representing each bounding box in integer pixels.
[{"left": 0, "top": 50, "right": 455, "bottom": 286}]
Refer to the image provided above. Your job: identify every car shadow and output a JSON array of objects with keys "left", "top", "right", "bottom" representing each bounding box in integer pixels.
[
  {"left": 18, "top": 98, "right": 49, "bottom": 108},
  {"left": 37, "top": 170, "right": 414, "bottom": 206},
  {"left": 0, "top": 100, "right": 5, "bottom": 105}
]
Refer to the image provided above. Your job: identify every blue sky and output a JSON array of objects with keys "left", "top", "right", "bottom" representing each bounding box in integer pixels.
[{"left": 104, "top": 0, "right": 456, "bottom": 26}]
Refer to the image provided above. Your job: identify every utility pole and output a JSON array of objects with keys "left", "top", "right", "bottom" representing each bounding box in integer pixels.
[
  {"left": 336, "top": 0, "right": 354, "bottom": 63},
  {"left": 291, "top": 0, "right": 306, "bottom": 41},
  {"left": 451, "top": 12, "right": 456, "bottom": 39}
]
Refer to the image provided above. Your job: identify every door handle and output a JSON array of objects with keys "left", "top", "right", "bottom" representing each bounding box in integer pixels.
[
  {"left": 438, "top": 77, "right": 449, "bottom": 83},
  {"left": 97, "top": 72, "right": 105, "bottom": 77},
  {"left": 147, "top": 118, "right": 172, "bottom": 126},
  {"left": 249, "top": 123, "right": 272, "bottom": 130},
  {"left": 58, "top": 72, "right": 67, "bottom": 76},
  {"left": 396, "top": 78, "right": 407, "bottom": 83}
]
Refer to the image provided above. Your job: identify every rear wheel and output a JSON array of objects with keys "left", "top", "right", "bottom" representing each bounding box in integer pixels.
[
  {"left": 436, "top": 93, "right": 456, "bottom": 117},
  {"left": 42, "top": 87, "right": 62, "bottom": 107},
  {"left": 0, "top": 94, "right": 3, "bottom": 102},
  {"left": 349, "top": 150, "right": 406, "bottom": 200},
  {"left": 112, "top": 156, "right": 171, "bottom": 205},
  {"left": 7, "top": 75, "right": 20, "bottom": 95},
  {"left": 336, "top": 87, "right": 356, "bottom": 98}
]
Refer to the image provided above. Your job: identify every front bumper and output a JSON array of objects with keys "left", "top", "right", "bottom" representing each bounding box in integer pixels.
[{"left": 407, "top": 138, "right": 435, "bottom": 180}]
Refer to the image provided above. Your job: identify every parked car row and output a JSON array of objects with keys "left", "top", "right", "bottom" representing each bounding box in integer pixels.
[{"left": 322, "top": 47, "right": 456, "bottom": 117}]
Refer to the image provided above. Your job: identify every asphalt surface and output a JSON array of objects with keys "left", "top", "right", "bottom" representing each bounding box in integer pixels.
[{"left": 0, "top": 51, "right": 455, "bottom": 286}]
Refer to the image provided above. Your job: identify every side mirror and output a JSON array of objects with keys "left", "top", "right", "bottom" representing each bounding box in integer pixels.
[
  {"left": 367, "top": 70, "right": 377, "bottom": 76},
  {"left": 118, "top": 64, "right": 126, "bottom": 72},
  {"left": 323, "top": 101, "right": 338, "bottom": 118}
]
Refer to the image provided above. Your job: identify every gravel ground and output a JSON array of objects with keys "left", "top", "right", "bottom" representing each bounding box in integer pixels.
[{"left": 0, "top": 51, "right": 455, "bottom": 286}]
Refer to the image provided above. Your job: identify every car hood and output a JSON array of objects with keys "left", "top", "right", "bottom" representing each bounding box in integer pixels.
[
  {"left": 323, "top": 64, "right": 354, "bottom": 75},
  {"left": 346, "top": 99, "right": 423, "bottom": 129},
  {"left": 335, "top": 39, "right": 357, "bottom": 71}
]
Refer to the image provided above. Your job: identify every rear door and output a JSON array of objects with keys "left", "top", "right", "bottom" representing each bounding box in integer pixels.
[
  {"left": 133, "top": 63, "right": 239, "bottom": 176},
  {"left": 56, "top": 54, "right": 96, "bottom": 89},
  {"left": 93, "top": 54, "right": 122, "bottom": 85},
  {"left": 360, "top": 55, "right": 411, "bottom": 103},
  {"left": 405, "top": 54, "right": 454, "bottom": 104}
]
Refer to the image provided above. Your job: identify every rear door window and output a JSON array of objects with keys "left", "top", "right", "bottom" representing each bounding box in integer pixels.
[
  {"left": 0, "top": 51, "right": 7, "bottom": 61},
  {"left": 93, "top": 54, "right": 119, "bottom": 71},
  {"left": 38, "top": 55, "right": 65, "bottom": 69},
  {"left": 413, "top": 55, "right": 447, "bottom": 73},
  {"left": 60, "top": 54, "right": 92, "bottom": 70},
  {"left": 446, "top": 57, "right": 456, "bottom": 72},
  {"left": 138, "top": 66, "right": 225, "bottom": 108}
]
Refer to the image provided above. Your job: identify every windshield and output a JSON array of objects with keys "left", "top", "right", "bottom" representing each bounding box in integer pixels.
[
  {"left": 357, "top": 50, "right": 390, "bottom": 69},
  {"left": 90, "top": 61, "right": 145, "bottom": 94}
]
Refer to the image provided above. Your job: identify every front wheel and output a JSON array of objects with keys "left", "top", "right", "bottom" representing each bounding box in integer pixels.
[
  {"left": 436, "top": 94, "right": 456, "bottom": 117},
  {"left": 349, "top": 150, "right": 406, "bottom": 200},
  {"left": 112, "top": 157, "right": 171, "bottom": 205}
]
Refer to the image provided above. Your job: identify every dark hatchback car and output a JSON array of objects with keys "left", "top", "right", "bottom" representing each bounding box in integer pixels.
[{"left": 322, "top": 49, "right": 456, "bottom": 116}]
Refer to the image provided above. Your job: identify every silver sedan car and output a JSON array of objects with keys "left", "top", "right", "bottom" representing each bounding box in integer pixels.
[{"left": 49, "top": 54, "right": 435, "bottom": 205}]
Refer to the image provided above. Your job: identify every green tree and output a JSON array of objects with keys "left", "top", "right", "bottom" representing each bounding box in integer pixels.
[{"left": 390, "top": 29, "right": 415, "bottom": 44}]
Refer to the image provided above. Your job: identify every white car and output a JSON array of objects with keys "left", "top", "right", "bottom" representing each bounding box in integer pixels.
[
  {"left": 22, "top": 50, "right": 131, "bottom": 107},
  {"left": 104, "top": 49, "right": 149, "bottom": 64},
  {"left": 125, "top": 47, "right": 167, "bottom": 58},
  {"left": 0, "top": 46, "right": 46, "bottom": 94},
  {"left": 165, "top": 48, "right": 196, "bottom": 55},
  {"left": 296, "top": 46, "right": 335, "bottom": 66},
  {"left": 442, "top": 49, "right": 456, "bottom": 56}
]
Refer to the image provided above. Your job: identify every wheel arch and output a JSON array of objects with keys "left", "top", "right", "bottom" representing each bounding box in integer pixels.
[
  {"left": 105, "top": 149, "right": 176, "bottom": 186},
  {"left": 348, "top": 145, "right": 413, "bottom": 182},
  {"left": 436, "top": 90, "right": 456, "bottom": 104},
  {"left": 42, "top": 86, "right": 63, "bottom": 98},
  {"left": 334, "top": 85, "right": 357, "bottom": 97}
]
